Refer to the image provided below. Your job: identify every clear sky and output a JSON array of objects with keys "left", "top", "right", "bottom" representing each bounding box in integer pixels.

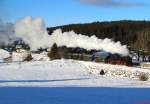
[{"left": 0, "top": 0, "right": 150, "bottom": 27}]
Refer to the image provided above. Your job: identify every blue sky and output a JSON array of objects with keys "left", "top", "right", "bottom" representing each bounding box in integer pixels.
[{"left": 0, "top": 0, "right": 150, "bottom": 27}]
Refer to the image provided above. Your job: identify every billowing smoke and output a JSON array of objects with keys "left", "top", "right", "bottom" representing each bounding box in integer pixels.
[
  {"left": 15, "top": 16, "right": 129, "bottom": 56},
  {"left": 50, "top": 30, "right": 129, "bottom": 56},
  {"left": 15, "top": 16, "right": 49, "bottom": 50},
  {"left": 0, "top": 19, "right": 18, "bottom": 46}
]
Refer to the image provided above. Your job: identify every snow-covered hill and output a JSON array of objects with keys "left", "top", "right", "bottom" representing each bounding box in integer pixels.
[{"left": 0, "top": 59, "right": 150, "bottom": 87}]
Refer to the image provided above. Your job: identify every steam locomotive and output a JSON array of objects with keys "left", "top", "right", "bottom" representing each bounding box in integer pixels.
[{"left": 59, "top": 47, "right": 133, "bottom": 66}]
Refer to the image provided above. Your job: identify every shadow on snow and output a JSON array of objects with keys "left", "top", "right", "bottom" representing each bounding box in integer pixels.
[{"left": 0, "top": 78, "right": 90, "bottom": 83}]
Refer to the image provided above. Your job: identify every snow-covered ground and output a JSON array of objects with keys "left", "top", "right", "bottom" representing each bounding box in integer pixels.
[
  {"left": 0, "top": 59, "right": 150, "bottom": 87},
  {"left": 0, "top": 59, "right": 150, "bottom": 104}
]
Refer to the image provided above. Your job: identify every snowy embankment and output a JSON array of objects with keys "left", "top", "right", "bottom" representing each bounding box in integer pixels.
[
  {"left": 0, "top": 59, "right": 150, "bottom": 87},
  {"left": 81, "top": 61, "right": 150, "bottom": 79},
  {"left": 0, "top": 49, "right": 10, "bottom": 61}
]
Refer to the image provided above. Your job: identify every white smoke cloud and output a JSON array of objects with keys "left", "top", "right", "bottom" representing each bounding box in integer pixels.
[
  {"left": 0, "top": 19, "right": 17, "bottom": 45},
  {"left": 15, "top": 16, "right": 129, "bottom": 56},
  {"left": 15, "top": 16, "right": 49, "bottom": 50}
]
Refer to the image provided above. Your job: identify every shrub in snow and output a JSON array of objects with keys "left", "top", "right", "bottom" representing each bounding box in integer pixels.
[
  {"left": 139, "top": 73, "right": 149, "bottom": 81},
  {"left": 100, "top": 69, "right": 105, "bottom": 75},
  {"left": 23, "top": 53, "right": 33, "bottom": 61},
  {"left": 89, "top": 72, "right": 92, "bottom": 74}
]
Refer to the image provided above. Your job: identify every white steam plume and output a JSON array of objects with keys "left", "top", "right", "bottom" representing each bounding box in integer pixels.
[
  {"left": 0, "top": 19, "right": 18, "bottom": 45},
  {"left": 15, "top": 16, "right": 129, "bottom": 56}
]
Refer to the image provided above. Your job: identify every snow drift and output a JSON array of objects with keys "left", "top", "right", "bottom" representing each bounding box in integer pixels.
[
  {"left": 0, "top": 49, "right": 10, "bottom": 60},
  {"left": 32, "top": 52, "right": 49, "bottom": 61},
  {"left": 15, "top": 16, "right": 129, "bottom": 56}
]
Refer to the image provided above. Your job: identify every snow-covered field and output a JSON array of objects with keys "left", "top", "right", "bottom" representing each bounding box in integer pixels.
[
  {"left": 0, "top": 59, "right": 150, "bottom": 87},
  {"left": 0, "top": 59, "right": 150, "bottom": 104}
]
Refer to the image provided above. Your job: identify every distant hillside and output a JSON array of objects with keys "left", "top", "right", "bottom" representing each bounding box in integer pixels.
[{"left": 47, "top": 20, "right": 150, "bottom": 54}]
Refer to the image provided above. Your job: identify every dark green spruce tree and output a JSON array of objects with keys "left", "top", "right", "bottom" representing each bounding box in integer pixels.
[{"left": 48, "top": 43, "right": 61, "bottom": 60}]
